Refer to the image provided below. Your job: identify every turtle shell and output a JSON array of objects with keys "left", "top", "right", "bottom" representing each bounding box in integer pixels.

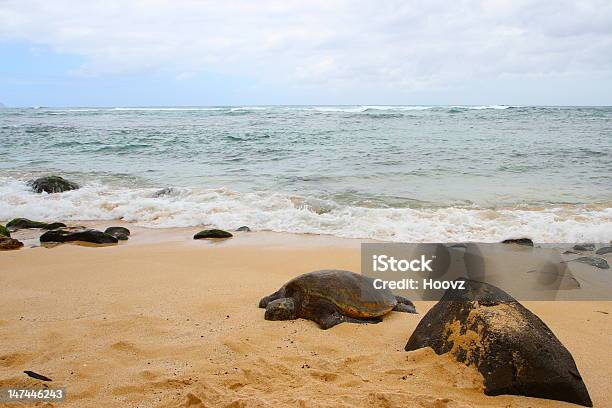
[{"left": 283, "top": 270, "right": 397, "bottom": 318}]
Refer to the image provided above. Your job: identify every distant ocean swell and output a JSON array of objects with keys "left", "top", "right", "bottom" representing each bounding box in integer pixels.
[{"left": 0, "top": 178, "right": 610, "bottom": 243}]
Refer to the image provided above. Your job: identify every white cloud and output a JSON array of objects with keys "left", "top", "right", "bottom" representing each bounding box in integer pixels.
[{"left": 1, "top": 0, "right": 611, "bottom": 91}]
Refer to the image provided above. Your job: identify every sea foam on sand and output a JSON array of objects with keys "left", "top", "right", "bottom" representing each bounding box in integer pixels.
[{"left": 1, "top": 177, "right": 611, "bottom": 243}]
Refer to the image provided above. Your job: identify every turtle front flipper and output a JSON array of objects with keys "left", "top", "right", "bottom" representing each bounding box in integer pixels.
[
  {"left": 393, "top": 295, "right": 417, "bottom": 313},
  {"left": 259, "top": 287, "right": 286, "bottom": 308}
]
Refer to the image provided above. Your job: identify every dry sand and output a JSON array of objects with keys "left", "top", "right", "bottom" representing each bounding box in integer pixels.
[{"left": 1, "top": 226, "right": 611, "bottom": 407}]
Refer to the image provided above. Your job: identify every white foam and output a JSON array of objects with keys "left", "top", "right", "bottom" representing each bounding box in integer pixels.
[{"left": 0, "top": 178, "right": 609, "bottom": 243}]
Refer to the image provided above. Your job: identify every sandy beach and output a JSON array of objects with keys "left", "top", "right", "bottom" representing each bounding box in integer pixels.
[{"left": 1, "top": 226, "right": 610, "bottom": 407}]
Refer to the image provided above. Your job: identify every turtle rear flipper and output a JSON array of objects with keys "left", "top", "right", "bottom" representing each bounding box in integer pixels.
[
  {"left": 316, "top": 311, "right": 383, "bottom": 330},
  {"left": 393, "top": 296, "right": 417, "bottom": 313}
]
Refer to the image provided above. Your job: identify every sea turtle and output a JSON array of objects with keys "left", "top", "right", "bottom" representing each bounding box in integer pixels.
[{"left": 259, "top": 270, "right": 417, "bottom": 329}]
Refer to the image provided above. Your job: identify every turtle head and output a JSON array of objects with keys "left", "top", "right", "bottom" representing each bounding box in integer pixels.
[{"left": 264, "top": 298, "right": 296, "bottom": 321}]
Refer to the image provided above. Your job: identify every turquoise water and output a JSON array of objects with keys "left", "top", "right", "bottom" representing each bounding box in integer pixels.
[{"left": 1, "top": 106, "right": 611, "bottom": 242}]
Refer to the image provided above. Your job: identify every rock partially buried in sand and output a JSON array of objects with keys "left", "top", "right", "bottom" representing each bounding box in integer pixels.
[
  {"left": 0, "top": 236, "right": 24, "bottom": 250},
  {"left": 595, "top": 246, "right": 612, "bottom": 255},
  {"left": 0, "top": 224, "right": 10, "bottom": 237},
  {"left": 501, "top": 238, "right": 534, "bottom": 246},
  {"left": 259, "top": 270, "right": 417, "bottom": 330},
  {"left": 194, "top": 229, "right": 233, "bottom": 239},
  {"left": 404, "top": 279, "right": 592, "bottom": 407},
  {"left": 573, "top": 243, "right": 595, "bottom": 252},
  {"left": 104, "top": 226, "right": 131, "bottom": 240},
  {"left": 28, "top": 175, "right": 79, "bottom": 194},
  {"left": 40, "top": 228, "right": 118, "bottom": 245},
  {"left": 236, "top": 226, "right": 251, "bottom": 232},
  {"left": 6, "top": 218, "right": 66, "bottom": 232},
  {"left": 569, "top": 256, "right": 609, "bottom": 269}
]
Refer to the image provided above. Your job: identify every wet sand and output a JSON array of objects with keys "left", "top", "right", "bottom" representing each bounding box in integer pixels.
[{"left": 1, "top": 227, "right": 611, "bottom": 407}]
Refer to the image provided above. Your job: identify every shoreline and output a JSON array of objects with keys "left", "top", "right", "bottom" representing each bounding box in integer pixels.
[{"left": 2, "top": 226, "right": 611, "bottom": 407}]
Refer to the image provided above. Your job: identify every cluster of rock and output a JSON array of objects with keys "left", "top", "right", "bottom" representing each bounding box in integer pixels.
[
  {"left": 567, "top": 243, "right": 611, "bottom": 269},
  {"left": 1, "top": 216, "right": 132, "bottom": 249},
  {"left": 501, "top": 238, "right": 610, "bottom": 269}
]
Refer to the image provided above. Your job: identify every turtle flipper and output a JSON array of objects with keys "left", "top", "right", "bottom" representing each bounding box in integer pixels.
[
  {"left": 393, "top": 296, "right": 417, "bottom": 313},
  {"left": 316, "top": 312, "right": 382, "bottom": 330},
  {"left": 316, "top": 311, "right": 346, "bottom": 329},
  {"left": 259, "top": 288, "right": 286, "bottom": 308}
]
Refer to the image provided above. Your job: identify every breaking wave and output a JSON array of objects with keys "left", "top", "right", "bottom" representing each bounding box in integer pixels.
[{"left": 0, "top": 177, "right": 609, "bottom": 243}]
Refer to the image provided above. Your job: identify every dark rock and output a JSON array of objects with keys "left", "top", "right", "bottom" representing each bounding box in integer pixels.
[
  {"left": 0, "top": 224, "right": 10, "bottom": 237},
  {"left": 43, "top": 222, "right": 67, "bottom": 230},
  {"left": 595, "top": 246, "right": 612, "bottom": 255},
  {"left": 7, "top": 218, "right": 49, "bottom": 231},
  {"left": 573, "top": 244, "right": 595, "bottom": 252},
  {"left": 405, "top": 279, "right": 592, "bottom": 407},
  {"left": 23, "top": 370, "right": 52, "bottom": 382},
  {"left": 236, "top": 226, "right": 251, "bottom": 232},
  {"left": 0, "top": 236, "right": 24, "bottom": 250},
  {"left": 569, "top": 257, "right": 609, "bottom": 269},
  {"left": 194, "top": 229, "right": 233, "bottom": 239},
  {"left": 501, "top": 238, "right": 533, "bottom": 246},
  {"left": 40, "top": 228, "right": 118, "bottom": 245},
  {"left": 6, "top": 218, "right": 66, "bottom": 232},
  {"left": 104, "top": 227, "right": 131, "bottom": 240},
  {"left": 29, "top": 175, "right": 79, "bottom": 194}
]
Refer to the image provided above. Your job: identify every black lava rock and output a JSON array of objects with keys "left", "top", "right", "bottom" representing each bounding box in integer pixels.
[
  {"left": 573, "top": 244, "right": 595, "bottom": 251},
  {"left": 0, "top": 236, "right": 24, "bottom": 250},
  {"left": 236, "top": 226, "right": 251, "bottom": 232},
  {"left": 501, "top": 238, "right": 534, "bottom": 246},
  {"left": 595, "top": 246, "right": 612, "bottom": 255},
  {"left": 40, "top": 228, "right": 118, "bottom": 244},
  {"left": 29, "top": 176, "right": 79, "bottom": 194},
  {"left": 6, "top": 218, "right": 66, "bottom": 232},
  {"left": 405, "top": 279, "right": 592, "bottom": 407},
  {"left": 104, "top": 227, "right": 131, "bottom": 240},
  {"left": 569, "top": 257, "right": 609, "bottom": 269},
  {"left": 193, "top": 229, "right": 233, "bottom": 239},
  {"left": 43, "top": 222, "right": 67, "bottom": 230}
]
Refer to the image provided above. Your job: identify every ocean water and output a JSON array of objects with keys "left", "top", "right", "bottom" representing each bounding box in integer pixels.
[{"left": 1, "top": 105, "right": 611, "bottom": 242}]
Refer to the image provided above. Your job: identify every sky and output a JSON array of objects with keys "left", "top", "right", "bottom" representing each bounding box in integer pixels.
[{"left": 1, "top": 0, "right": 612, "bottom": 107}]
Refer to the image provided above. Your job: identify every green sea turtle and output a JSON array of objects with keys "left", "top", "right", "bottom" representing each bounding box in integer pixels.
[{"left": 259, "top": 270, "right": 417, "bottom": 329}]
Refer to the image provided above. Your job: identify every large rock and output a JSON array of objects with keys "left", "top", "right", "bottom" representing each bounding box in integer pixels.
[
  {"left": 29, "top": 176, "right": 79, "bottom": 194},
  {"left": 0, "top": 236, "right": 24, "bottom": 250},
  {"left": 6, "top": 218, "right": 66, "bottom": 232},
  {"left": 0, "top": 224, "right": 10, "bottom": 237},
  {"left": 193, "top": 229, "right": 233, "bottom": 239},
  {"left": 405, "top": 280, "right": 592, "bottom": 407},
  {"left": 104, "top": 227, "right": 130, "bottom": 240},
  {"left": 40, "top": 228, "right": 118, "bottom": 245}
]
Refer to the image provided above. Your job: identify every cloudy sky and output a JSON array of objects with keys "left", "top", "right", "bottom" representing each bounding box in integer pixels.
[{"left": 1, "top": 0, "right": 611, "bottom": 106}]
